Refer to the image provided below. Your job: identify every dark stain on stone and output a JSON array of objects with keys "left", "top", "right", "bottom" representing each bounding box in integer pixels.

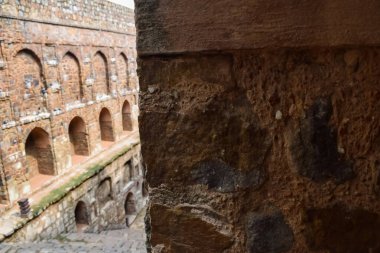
[
  {"left": 246, "top": 207, "right": 294, "bottom": 253},
  {"left": 290, "top": 97, "right": 354, "bottom": 183},
  {"left": 303, "top": 205, "right": 380, "bottom": 253},
  {"left": 192, "top": 159, "right": 237, "bottom": 193},
  {"left": 140, "top": 88, "right": 271, "bottom": 188},
  {"left": 192, "top": 159, "right": 266, "bottom": 193}
]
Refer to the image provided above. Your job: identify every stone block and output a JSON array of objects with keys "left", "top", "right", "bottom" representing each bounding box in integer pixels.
[{"left": 246, "top": 207, "right": 294, "bottom": 253}]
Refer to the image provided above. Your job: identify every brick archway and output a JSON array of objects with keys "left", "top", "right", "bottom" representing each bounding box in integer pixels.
[
  {"left": 25, "top": 127, "right": 54, "bottom": 177},
  {"left": 99, "top": 108, "right": 115, "bottom": 142},
  {"left": 122, "top": 100, "right": 133, "bottom": 131},
  {"left": 68, "top": 116, "right": 89, "bottom": 156}
]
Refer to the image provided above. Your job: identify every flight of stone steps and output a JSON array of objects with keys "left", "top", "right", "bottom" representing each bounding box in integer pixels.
[{"left": 0, "top": 227, "right": 147, "bottom": 253}]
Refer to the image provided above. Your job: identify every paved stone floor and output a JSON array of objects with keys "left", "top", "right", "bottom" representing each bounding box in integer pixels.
[{"left": 0, "top": 208, "right": 147, "bottom": 253}]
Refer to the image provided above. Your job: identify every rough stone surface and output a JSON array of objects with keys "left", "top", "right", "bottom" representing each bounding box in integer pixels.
[
  {"left": 136, "top": 0, "right": 380, "bottom": 54},
  {"left": 289, "top": 97, "right": 354, "bottom": 183},
  {"left": 136, "top": 1, "right": 380, "bottom": 252},
  {"left": 149, "top": 204, "right": 233, "bottom": 253},
  {"left": 303, "top": 205, "right": 380, "bottom": 253}
]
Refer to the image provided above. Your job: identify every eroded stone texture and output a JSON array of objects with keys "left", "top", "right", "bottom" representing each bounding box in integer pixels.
[
  {"left": 192, "top": 159, "right": 266, "bottom": 193},
  {"left": 139, "top": 56, "right": 271, "bottom": 191},
  {"left": 137, "top": 1, "right": 380, "bottom": 251},
  {"left": 138, "top": 48, "right": 380, "bottom": 253},
  {"left": 303, "top": 205, "right": 380, "bottom": 253},
  {"left": 290, "top": 97, "right": 354, "bottom": 183},
  {"left": 149, "top": 204, "right": 233, "bottom": 253}
]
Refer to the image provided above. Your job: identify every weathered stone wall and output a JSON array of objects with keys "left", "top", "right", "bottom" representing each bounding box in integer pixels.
[
  {"left": 136, "top": 1, "right": 380, "bottom": 253},
  {"left": 6, "top": 144, "right": 146, "bottom": 242},
  {"left": 0, "top": 1, "right": 139, "bottom": 209},
  {"left": 0, "top": 0, "right": 135, "bottom": 33}
]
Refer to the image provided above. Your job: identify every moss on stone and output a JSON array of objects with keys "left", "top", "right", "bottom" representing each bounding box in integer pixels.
[{"left": 31, "top": 143, "right": 138, "bottom": 216}]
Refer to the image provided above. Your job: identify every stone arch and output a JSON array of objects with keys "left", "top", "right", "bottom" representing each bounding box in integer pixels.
[
  {"left": 99, "top": 107, "right": 115, "bottom": 142},
  {"left": 68, "top": 116, "right": 89, "bottom": 156},
  {"left": 25, "top": 127, "right": 55, "bottom": 177},
  {"left": 122, "top": 100, "right": 133, "bottom": 131},
  {"left": 96, "top": 177, "right": 113, "bottom": 208},
  {"left": 124, "top": 160, "right": 133, "bottom": 182},
  {"left": 125, "top": 192, "right": 136, "bottom": 226},
  {"left": 93, "top": 51, "right": 109, "bottom": 95},
  {"left": 61, "top": 52, "right": 83, "bottom": 103},
  {"left": 13, "top": 49, "right": 45, "bottom": 113},
  {"left": 75, "top": 201, "right": 89, "bottom": 232},
  {"left": 117, "top": 53, "right": 129, "bottom": 88}
]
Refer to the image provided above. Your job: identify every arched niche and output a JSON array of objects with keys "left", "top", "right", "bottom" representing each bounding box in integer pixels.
[
  {"left": 117, "top": 53, "right": 129, "bottom": 88},
  {"left": 25, "top": 127, "right": 55, "bottom": 177},
  {"left": 123, "top": 160, "right": 133, "bottom": 182},
  {"left": 125, "top": 192, "right": 136, "bottom": 215},
  {"left": 122, "top": 100, "right": 133, "bottom": 131},
  {"left": 96, "top": 177, "right": 113, "bottom": 209},
  {"left": 61, "top": 52, "right": 82, "bottom": 103},
  {"left": 75, "top": 201, "right": 89, "bottom": 232},
  {"left": 99, "top": 108, "right": 115, "bottom": 142},
  {"left": 68, "top": 116, "right": 90, "bottom": 157},
  {"left": 14, "top": 49, "right": 45, "bottom": 113},
  {"left": 93, "top": 51, "right": 109, "bottom": 95}
]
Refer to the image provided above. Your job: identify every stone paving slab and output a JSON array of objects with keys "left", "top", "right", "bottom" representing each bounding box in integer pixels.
[{"left": 0, "top": 207, "right": 147, "bottom": 253}]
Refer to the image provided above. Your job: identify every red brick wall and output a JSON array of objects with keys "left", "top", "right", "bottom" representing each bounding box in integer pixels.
[{"left": 0, "top": 2, "right": 139, "bottom": 206}]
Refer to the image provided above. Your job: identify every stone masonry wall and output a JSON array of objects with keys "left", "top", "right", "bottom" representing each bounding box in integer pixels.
[
  {"left": 0, "top": 0, "right": 135, "bottom": 33},
  {"left": 136, "top": 1, "right": 380, "bottom": 253},
  {"left": 0, "top": 1, "right": 139, "bottom": 208},
  {"left": 6, "top": 144, "right": 146, "bottom": 242}
]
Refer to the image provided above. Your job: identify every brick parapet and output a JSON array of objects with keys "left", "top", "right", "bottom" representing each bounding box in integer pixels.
[{"left": 0, "top": 0, "right": 135, "bottom": 35}]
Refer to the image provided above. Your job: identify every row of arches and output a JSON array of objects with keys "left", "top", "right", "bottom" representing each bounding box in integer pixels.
[
  {"left": 74, "top": 191, "right": 137, "bottom": 231},
  {"left": 25, "top": 101, "right": 133, "bottom": 177},
  {"left": 11, "top": 49, "right": 130, "bottom": 111}
]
